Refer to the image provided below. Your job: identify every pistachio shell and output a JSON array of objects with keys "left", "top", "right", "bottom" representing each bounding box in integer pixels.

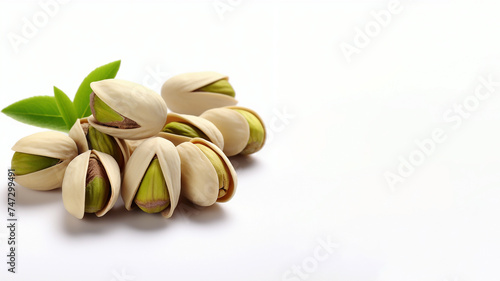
[
  {"left": 121, "top": 137, "right": 181, "bottom": 218},
  {"left": 68, "top": 118, "right": 130, "bottom": 169},
  {"left": 201, "top": 106, "right": 266, "bottom": 156},
  {"left": 88, "top": 79, "right": 168, "bottom": 140},
  {"left": 200, "top": 108, "right": 249, "bottom": 156},
  {"left": 157, "top": 112, "right": 224, "bottom": 149},
  {"left": 176, "top": 138, "right": 237, "bottom": 206},
  {"left": 161, "top": 72, "right": 238, "bottom": 115},
  {"left": 11, "top": 131, "right": 78, "bottom": 190},
  {"left": 62, "top": 150, "right": 121, "bottom": 219},
  {"left": 230, "top": 107, "right": 266, "bottom": 154},
  {"left": 125, "top": 139, "right": 146, "bottom": 155}
]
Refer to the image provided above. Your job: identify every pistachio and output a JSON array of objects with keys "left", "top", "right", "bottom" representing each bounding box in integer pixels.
[
  {"left": 122, "top": 137, "right": 181, "bottom": 218},
  {"left": 196, "top": 79, "right": 235, "bottom": 97},
  {"left": 176, "top": 138, "right": 237, "bottom": 206},
  {"left": 11, "top": 152, "right": 60, "bottom": 176},
  {"left": 90, "top": 93, "right": 128, "bottom": 124},
  {"left": 161, "top": 72, "right": 238, "bottom": 115},
  {"left": 157, "top": 112, "right": 224, "bottom": 149},
  {"left": 11, "top": 131, "right": 78, "bottom": 190},
  {"left": 88, "top": 79, "right": 168, "bottom": 140},
  {"left": 194, "top": 143, "right": 230, "bottom": 198},
  {"left": 231, "top": 109, "right": 265, "bottom": 155},
  {"left": 69, "top": 118, "right": 130, "bottom": 169},
  {"left": 87, "top": 125, "right": 125, "bottom": 168},
  {"left": 134, "top": 158, "right": 170, "bottom": 213},
  {"left": 200, "top": 106, "right": 266, "bottom": 156},
  {"left": 162, "top": 122, "right": 209, "bottom": 140},
  {"left": 62, "top": 150, "right": 120, "bottom": 219},
  {"left": 85, "top": 156, "right": 111, "bottom": 213}
]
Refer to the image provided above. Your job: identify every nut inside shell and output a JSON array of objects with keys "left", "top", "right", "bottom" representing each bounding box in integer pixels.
[{"left": 62, "top": 150, "right": 121, "bottom": 219}]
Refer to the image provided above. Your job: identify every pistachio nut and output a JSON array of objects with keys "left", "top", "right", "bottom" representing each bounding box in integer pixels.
[
  {"left": 69, "top": 118, "right": 130, "bottom": 169},
  {"left": 62, "top": 150, "right": 121, "bottom": 219},
  {"left": 88, "top": 79, "right": 168, "bottom": 140},
  {"left": 121, "top": 137, "right": 181, "bottom": 218},
  {"left": 11, "top": 131, "right": 78, "bottom": 191},
  {"left": 176, "top": 138, "right": 237, "bottom": 207},
  {"left": 200, "top": 106, "right": 266, "bottom": 156},
  {"left": 161, "top": 72, "right": 238, "bottom": 115},
  {"left": 157, "top": 112, "right": 224, "bottom": 149}
]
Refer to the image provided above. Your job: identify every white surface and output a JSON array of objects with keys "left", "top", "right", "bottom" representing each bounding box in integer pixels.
[{"left": 1, "top": 0, "right": 500, "bottom": 280}]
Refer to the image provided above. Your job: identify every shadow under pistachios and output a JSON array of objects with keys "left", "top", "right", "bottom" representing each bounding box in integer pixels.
[
  {"left": 229, "top": 154, "right": 258, "bottom": 171},
  {"left": 172, "top": 199, "right": 227, "bottom": 224},
  {"left": 61, "top": 200, "right": 171, "bottom": 236},
  {"left": 16, "top": 186, "right": 61, "bottom": 206}
]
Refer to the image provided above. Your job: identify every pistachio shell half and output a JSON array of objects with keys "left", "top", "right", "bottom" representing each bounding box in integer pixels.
[
  {"left": 11, "top": 131, "right": 78, "bottom": 190},
  {"left": 88, "top": 79, "right": 168, "bottom": 140},
  {"left": 157, "top": 112, "right": 224, "bottom": 149},
  {"left": 69, "top": 118, "right": 130, "bottom": 169},
  {"left": 200, "top": 106, "right": 266, "bottom": 156},
  {"left": 62, "top": 150, "right": 121, "bottom": 219},
  {"left": 176, "top": 138, "right": 237, "bottom": 206},
  {"left": 121, "top": 137, "right": 181, "bottom": 218},
  {"left": 161, "top": 72, "right": 238, "bottom": 115}
]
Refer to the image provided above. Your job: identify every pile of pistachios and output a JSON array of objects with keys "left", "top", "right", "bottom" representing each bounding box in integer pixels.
[{"left": 10, "top": 72, "right": 265, "bottom": 219}]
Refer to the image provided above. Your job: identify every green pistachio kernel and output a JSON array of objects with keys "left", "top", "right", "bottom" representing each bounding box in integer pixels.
[
  {"left": 162, "top": 122, "right": 209, "bottom": 140},
  {"left": 85, "top": 156, "right": 111, "bottom": 213},
  {"left": 196, "top": 79, "right": 235, "bottom": 97},
  {"left": 11, "top": 152, "right": 60, "bottom": 176},
  {"left": 134, "top": 158, "right": 170, "bottom": 213}
]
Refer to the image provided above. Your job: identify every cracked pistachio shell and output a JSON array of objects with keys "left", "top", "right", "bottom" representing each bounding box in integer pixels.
[
  {"left": 69, "top": 118, "right": 130, "bottom": 169},
  {"left": 176, "top": 138, "right": 237, "bottom": 207},
  {"left": 62, "top": 150, "right": 121, "bottom": 219},
  {"left": 201, "top": 106, "right": 266, "bottom": 156},
  {"left": 11, "top": 131, "right": 78, "bottom": 191},
  {"left": 121, "top": 137, "right": 181, "bottom": 218},
  {"left": 161, "top": 72, "right": 238, "bottom": 115},
  {"left": 88, "top": 79, "right": 168, "bottom": 140},
  {"left": 157, "top": 112, "right": 224, "bottom": 149}
]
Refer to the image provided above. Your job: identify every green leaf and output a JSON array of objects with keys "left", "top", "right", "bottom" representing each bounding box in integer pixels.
[
  {"left": 53, "top": 86, "right": 78, "bottom": 130},
  {"left": 2, "top": 96, "right": 67, "bottom": 131},
  {"left": 73, "top": 60, "right": 121, "bottom": 118}
]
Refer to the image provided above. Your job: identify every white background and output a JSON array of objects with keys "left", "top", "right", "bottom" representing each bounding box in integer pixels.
[{"left": 1, "top": 0, "right": 500, "bottom": 280}]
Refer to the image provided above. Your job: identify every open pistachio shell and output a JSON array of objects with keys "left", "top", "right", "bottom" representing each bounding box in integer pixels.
[
  {"left": 201, "top": 106, "right": 266, "bottom": 156},
  {"left": 228, "top": 106, "right": 266, "bottom": 154},
  {"left": 176, "top": 138, "right": 237, "bottom": 206},
  {"left": 11, "top": 131, "right": 78, "bottom": 190},
  {"left": 200, "top": 108, "right": 249, "bottom": 156},
  {"left": 121, "top": 137, "right": 181, "bottom": 218},
  {"left": 161, "top": 72, "right": 238, "bottom": 116},
  {"left": 157, "top": 112, "right": 224, "bottom": 149},
  {"left": 88, "top": 79, "right": 168, "bottom": 140},
  {"left": 62, "top": 150, "right": 121, "bottom": 219},
  {"left": 68, "top": 118, "right": 130, "bottom": 169}
]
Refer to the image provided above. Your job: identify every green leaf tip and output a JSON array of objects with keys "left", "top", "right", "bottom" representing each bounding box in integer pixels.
[{"left": 73, "top": 60, "right": 122, "bottom": 118}]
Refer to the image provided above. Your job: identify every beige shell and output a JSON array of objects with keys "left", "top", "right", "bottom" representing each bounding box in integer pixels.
[
  {"left": 161, "top": 72, "right": 238, "bottom": 115},
  {"left": 88, "top": 79, "right": 168, "bottom": 140},
  {"left": 62, "top": 150, "right": 121, "bottom": 219},
  {"left": 121, "top": 137, "right": 181, "bottom": 218},
  {"left": 125, "top": 139, "right": 147, "bottom": 154},
  {"left": 176, "top": 138, "right": 237, "bottom": 207},
  {"left": 201, "top": 106, "right": 266, "bottom": 156},
  {"left": 157, "top": 112, "right": 224, "bottom": 149},
  {"left": 68, "top": 118, "right": 131, "bottom": 169},
  {"left": 12, "top": 131, "right": 78, "bottom": 191}
]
